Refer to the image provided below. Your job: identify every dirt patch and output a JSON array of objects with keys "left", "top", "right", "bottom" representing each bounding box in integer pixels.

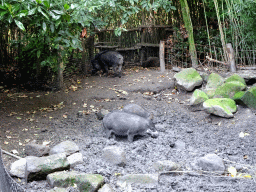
[{"left": 0, "top": 68, "right": 255, "bottom": 191}]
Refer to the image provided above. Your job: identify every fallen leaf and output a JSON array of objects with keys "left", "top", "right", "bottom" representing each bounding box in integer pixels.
[
  {"left": 25, "top": 139, "right": 30, "bottom": 143},
  {"left": 63, "top": 114, "right": 67, "bottom": 118},
  {"left": 83, "top": 103, "right": 87, "bottom": 107},
  {"left": 6, "top": 136, "right": 12, "bottom": 139},
  {"left": 16, "top": 117, "right": 22, "bottom": 120},
  {"left": 36, "top": 95, "right": 41, "bottom": 98},
  {"left": 228, "top": 166, "right": 237, "bottom": 177},
  {"left": 49, "top": 117, "right": 53, "bottom": 119},
  {"left": 43, "top": 141, "right": 51, "bottom": 146},
  {"left": 4, "top": 141, "right": 9, "bottom": 144},
  {"left": 243, "top": 175, "right": 252, "bottom": 178},
  {"left": 243, "top": 155, "right": 248, "bottom": 159},
  {"left": 11, "top": 150, "right": 19, "bottom": 154},
  {"left": 19, "top": 142, "right": 23, "bottom": 146}
]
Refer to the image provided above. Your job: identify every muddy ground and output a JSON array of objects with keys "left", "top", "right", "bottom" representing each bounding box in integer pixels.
[{"left": 0, "top": 67, "right": 255, "bottom": 191}]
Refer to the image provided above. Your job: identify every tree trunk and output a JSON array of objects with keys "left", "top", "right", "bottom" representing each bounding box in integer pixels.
[
  {"left": 180, "top": 0, "right": 198, "bottom": 68},
  {"left": 57, "top": 46, "right": 64, "bottom": 89}
]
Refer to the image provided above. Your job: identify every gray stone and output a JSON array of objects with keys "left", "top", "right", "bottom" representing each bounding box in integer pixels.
[
  {"left": 47, "top": 171, "right": 104, "bottom": 192},
  {"left": 195, "top": 154, "right": 225, "bottom": 174},
  {"left": 25, "top": 143, "right": 50, "bottom": 157},
  {"left": 98, "top": 184, "right": 114, "bottom": 192},
  {"left": 67, "top": 153, "right": 83, "bottom": 168},
  {"left": 102, "top": 146, "right": 126, "bottom": 166},
  {"left": 47, "top": 187, "right": 71, "bottom": 192},
  {"left": 153, "top": 160, "right": 179, "bottom": 172},
  {"left": 9, "top": 158, "right": 27, "bottom": 178},
  {"left": 117, "top": 174, "right": 158, "bottom": 186},
  {"left": 49, "top": 141, "right": 79, "bottom": 156},
  {"left": 239, "top": 85, "right": 256, "bottom": 109},
  {"left": 203, "top": 98, "right": 237, "bottom": 118},
  {"left": 174, "top": 140, "right": 186, "bottom": 150},
  {"left": 26, "top": 153, "right": 70, "bottom": 182},
  {"left": 174, "top": 68, "right": 203, "bottom": 91}
]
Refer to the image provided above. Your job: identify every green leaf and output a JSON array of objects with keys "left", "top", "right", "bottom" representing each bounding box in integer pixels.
[
  {"left": 50, "top": 24, "right": 54, "bottom": 33},
  {"left": 43, "top": 1, "right": 50, "bottom": 8},
  {"left": 49, "top": 11, "right": 60, "bottom": 20},
  {"left": 28, "top": 8, "right": 37, "bottom": 15},
  {"left": 42, "top": 22, "right": 46, "bottom": 31},
  {"left": 0, "top": 11, "right": 8, "bottom": 16},
  {"left": 14, "top": 19, "right": 25, "bottom": 31},
  {"left": 52, "top": 10, "right": 63, "bottom": 15},
  {"left": 38, "top": 6, "right": 49, "bottom": 19},
  {"left": 64, "top": 4, "right": 70, "bottom": 10},
  {"left": 37, "top": 50, "right": 41, "bottom": 58}
]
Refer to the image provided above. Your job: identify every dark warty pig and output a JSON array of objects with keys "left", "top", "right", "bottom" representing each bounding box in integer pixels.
[
  {"left": 123, "top": 103, "right": 153, "bottom": 120},
  {"left": 91, "top": 51, "right": 123, "bottom": 77},
  {"left": 103, "top": 111, "right": 158, "bottom": 142}
]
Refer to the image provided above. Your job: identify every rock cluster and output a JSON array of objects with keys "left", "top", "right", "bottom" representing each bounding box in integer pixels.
[
  {"left": 174, "top": 68, "right": 256, "bottom": 118},
  {"left": 9, "top": 137, "right": 230, "bottom": 192}
]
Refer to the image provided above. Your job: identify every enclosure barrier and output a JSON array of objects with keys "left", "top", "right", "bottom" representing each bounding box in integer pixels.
[{"left": 0, "top": 148, "right": 25, "bottom": 192}]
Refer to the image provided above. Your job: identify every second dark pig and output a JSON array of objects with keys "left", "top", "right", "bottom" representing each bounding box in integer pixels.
[{"left": 91, "top": 51, "right": 123, "bottom": 77}]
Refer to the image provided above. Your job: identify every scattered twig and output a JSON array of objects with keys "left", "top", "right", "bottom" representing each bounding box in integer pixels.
[
  {"left": 2, "top": 149, "right": 22, "bottom": 159},
  {"left": 206, "top": 56, "right": 228, "bottom": 65}
]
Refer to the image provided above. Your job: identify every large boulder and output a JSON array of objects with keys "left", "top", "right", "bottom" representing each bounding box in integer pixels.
[
  {"left": 213, "top": 81, "right": 246, "bottom": 99},
  {"left": 47, "top": 171, "right": 104, "bottom": 192},
  {"left": 174, "top": 68, "right": 203, "bottom": 91},
  {"left": 203, "top": 98, "right": 237, "bottom": 118},
  {"left": 102, "top": 146, "right": 126, "bottom": 166}
]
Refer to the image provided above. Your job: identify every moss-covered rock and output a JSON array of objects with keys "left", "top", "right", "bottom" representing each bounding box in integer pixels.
[
  {"left": 239, "top": 86, "right": 256, "bottom": 109},
  {"left": 203, "top": 89, "right": 216, "bottom": 99},
  {"left": 214, "top": 81, "right": 246, "bottom": 99},
  {"left": 225, "top": 74, "right": 246, "bottom": 85},
  {"left": 190, "top": 89, "right": 209, "bottom": 105},
  {"left": 47, "top": 171, "right": 104, "bottom": 192},
  {"left": 206, "top": 73, "right": 224, "bottom": 89},
  {"left": 233, "top": 91, "right": 245, "bottom": 104},
  {"left": 203, "top": 98, "right": 237, "bottom": 118},
  {"left": 174, "top": 68, "right": 203, "bottom": 91}
]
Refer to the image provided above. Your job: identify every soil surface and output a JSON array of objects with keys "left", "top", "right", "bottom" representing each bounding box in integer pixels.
[{"left": 0, "top": 67, "right": 255, "bottom": 191}]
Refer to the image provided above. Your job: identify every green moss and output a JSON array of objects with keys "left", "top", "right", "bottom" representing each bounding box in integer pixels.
[
  {"left": 225, "top": 74, "right": 246, "bottom": 85},
  {"left": 175, "top": 68, "right": 201, "bottom": 81},
  {"left": 204, "top": 98, "right": 237, "bottom": 114},
  {"left": 214, "top": 81, "right": 246, "bottom": 98},
  {"left": 206, "top": 73, "right": 224, "bottom": 89}
]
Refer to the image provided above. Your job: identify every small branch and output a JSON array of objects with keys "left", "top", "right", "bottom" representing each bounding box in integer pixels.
[
  {"left": 206, "top": 56, "right": 229, "bottom": 65},
  {"left": 2, "top": 149, "right": 22, "bottom": 159}
]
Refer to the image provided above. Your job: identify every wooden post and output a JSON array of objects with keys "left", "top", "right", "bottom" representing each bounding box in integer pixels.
[
  {"left": 159, "top": 40, "right": 165, "bottom": 72},
  {"left": 226, "top": 43, "right": 236, "bottom": 72},
  {"left": 140, "top": 28, "right": 146, "bottom": 65}
]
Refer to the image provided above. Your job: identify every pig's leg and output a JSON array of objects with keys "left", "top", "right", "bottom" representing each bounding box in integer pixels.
[
  {"left": 118, "top": 64, "right": 122, "bottom": 78},
  {"left": 127, "top": 133, "right": 135, "bottom": 142},
  {"left": 105, "top": 129, "right": 114, "bottom": 139}
]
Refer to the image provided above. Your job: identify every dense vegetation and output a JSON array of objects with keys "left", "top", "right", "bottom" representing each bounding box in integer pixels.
[{"left": 0, "top": 0, "right": 255, "bottom": 89}]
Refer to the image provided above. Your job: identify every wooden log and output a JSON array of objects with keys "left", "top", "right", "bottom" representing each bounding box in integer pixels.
[
  {"left": 206, "top": 56, "right": 228, "bottom": 65},
  {"left": 159, "top": 41, "right": 165, "bottom": 72},
  {"left": 226, "top": 43, "right": 236, "bottom": 72}
]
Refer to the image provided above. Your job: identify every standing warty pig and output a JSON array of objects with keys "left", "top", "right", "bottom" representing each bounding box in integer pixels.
[
  {"left": 123, "top": 103, "right": 153, "bottom": 120},
  {"left": 91, "top": 51, "right": 123, "bottom": 77},
  {"left": 103, "top": 111, "right": 158, "bottom": 142}
]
